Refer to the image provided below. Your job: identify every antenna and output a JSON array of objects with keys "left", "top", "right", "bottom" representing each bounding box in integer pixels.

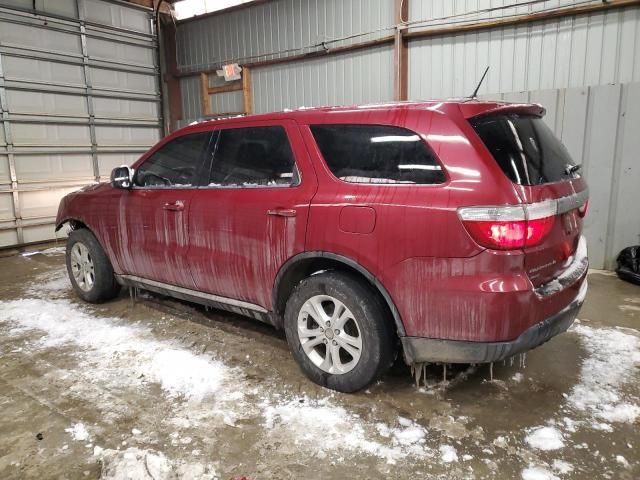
[{"left": 470, "top": 66, "right": 490, "bottom": 99}]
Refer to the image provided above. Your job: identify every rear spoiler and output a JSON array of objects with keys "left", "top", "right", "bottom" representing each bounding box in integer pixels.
[{"left": 458, "top": 102, "right": 546, "bottom": 119}]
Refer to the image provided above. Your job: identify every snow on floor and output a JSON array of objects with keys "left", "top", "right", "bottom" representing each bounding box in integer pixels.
[
  {"left": 568, "top": 323, "right": 640, "bottom": 426},
  {"left": 524, "top": 426, "right": 564, "bottom": 451},
  {"left": 4, "top": 267, "right": 440, "bottom": 467},
  {"left": 521, "top": 465, "right": 560, "bottom": 480},
  {"left": 21, "top": 246, "right": 66, "bottom": 257},
  {"left": 518, "top": 322, "right": 639, "bottom": 469},
  {"left": 261, "top": 395, "right": 430, "bottom": 464},
  {"left": 99, "top": 447, "right": 218, "bottom": 480},
  {"left": 438, "top": 444, "right": 458, "bottom": 463},
  {"left": 25, "top": 268, "right": 71, "bottom": 298},
  {"left": 0, "top": 298, "right": 245, "bottom": 409},
  {"left": 65, "top": 422, "right": 91, "bottom": 442}
]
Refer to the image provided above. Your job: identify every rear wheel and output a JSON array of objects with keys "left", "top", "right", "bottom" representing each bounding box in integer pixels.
[
  {"left": 284, "top": 271, "right": 395, "bottom": 392},
  {"left": 66, "top": 229, "right": 120, "bottom": 303}
]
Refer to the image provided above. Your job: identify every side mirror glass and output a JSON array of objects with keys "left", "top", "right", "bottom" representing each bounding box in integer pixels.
[{"left": 111, "top": 165, "right": 134, "bottom": 189}]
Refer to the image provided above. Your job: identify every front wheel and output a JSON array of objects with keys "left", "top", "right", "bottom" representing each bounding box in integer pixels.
[
  {"left": 66, "top": 228, "right": 120, "bottom": 303},
  {"left": 284, "top": 271, "right": 396, "bottom": 393}
]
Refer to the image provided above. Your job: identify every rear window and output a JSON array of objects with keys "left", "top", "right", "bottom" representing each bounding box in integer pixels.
[
  {"left": 310, "top": 124, "right": 445, "bottom": 185},
  {"left": 469, "top": 114, "right": 578, "bottom": 185}
]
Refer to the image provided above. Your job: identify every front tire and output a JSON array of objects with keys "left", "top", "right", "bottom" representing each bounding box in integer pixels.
[
  {"left": 66, "top": 229, "right": 120, "bottom": 303},
  {"left": 284, "top": 271, "right": 395, "bottom": 393}
]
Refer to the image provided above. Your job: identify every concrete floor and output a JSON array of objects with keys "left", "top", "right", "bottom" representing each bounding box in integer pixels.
[{"left": 0, "top": 246, "right": 638, "bottom": 479}]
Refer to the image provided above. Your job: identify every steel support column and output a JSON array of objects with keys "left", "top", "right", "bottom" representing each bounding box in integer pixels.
[
  {"left": 0, "top": 50, "right": 23, "bottom": 244},
  {"left": 393, "top": 0, "right": 409, "bottom": 101}
]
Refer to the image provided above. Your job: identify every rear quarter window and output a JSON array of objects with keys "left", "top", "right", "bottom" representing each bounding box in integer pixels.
[
  {"left": 469, "top": 114, "right": 578, "bottom": 185},
  {"left": 310, "top": 124, "right": 446, "bottom": 185}
]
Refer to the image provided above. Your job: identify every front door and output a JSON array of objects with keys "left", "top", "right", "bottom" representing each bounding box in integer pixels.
[
  {"left": 118, "top": 130, "right": 214, "bottom": 288},
  {"left": 187, "top": 120, "right": 317, "bottom": 310}
]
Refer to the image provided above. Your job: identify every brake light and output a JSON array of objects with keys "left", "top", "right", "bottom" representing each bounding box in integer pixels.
[{"left": 458, "top": 201, "right": 557, "bottom": 250}]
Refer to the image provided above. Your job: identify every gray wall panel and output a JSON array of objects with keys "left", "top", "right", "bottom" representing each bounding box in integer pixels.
[
  {"left": 0, "top": 155, "right": 9, "bottom": 183},
  {"left": 0, "top": 0, "right": 77, "bottom": 18},
  {"left": 176, "top": 0, "right": 394, "bottom": 73},
  {"left": 94, "top": 125, "right": 160, "bottom": 146},
  {"left": 252, "top": 45, "right": 394, "bottom": 114},
  {"left": 0, "top": 229, "right": 18, "bottom": 246},
  {"left": 580, "top": 84, "right": 621, "bottom": 269},
  {"left": 0, "top": 17, "right": 82, "bottom": 55},
  {"left": 86, "top": 37, "right": 155, "bottom": 66},
  {"left": 408, "top": 6, "right": 640, "bottom": 99},
  {"left": 93, "top": 97, "right": 159, "bottom": 120},
  {"left": 11, "top": 123, "right": 91, "bottom": 146},
  {"left": 180, "top": 75, "right": 202, "bottom": 123},
  {"left": 90, "top": 67, "right": 158, "bottom": 94},
  {"left": 607, "top": 83, "right": 640, "bottom": 264},
  {"left": 14, "top": 153, "right": 93, "bottom": 181},
  {"left": 82, "top": 0, "right": 151, "bottom": 33},
  {"left": 2, "top": 55, "right": 86, "bottom": 86},
  {"left": 0, "top": 193, "right": 13, "bottom": 220},
  {"left": 6, "top": 89, "right": 88, "bottom": 116}
]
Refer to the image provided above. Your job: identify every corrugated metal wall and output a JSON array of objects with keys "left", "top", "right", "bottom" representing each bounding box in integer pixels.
[
  {"left": 408, "top": 5, "right": 640, "bottom": 98},
  {"left": 0, "top": 0, "right": 161, "bottom": 247},
  {"left": 175, "top": 0, "right": 394, "bottom": 73},
  {"left": 172, "top": 0, "right": 640, "bottom": 268}
]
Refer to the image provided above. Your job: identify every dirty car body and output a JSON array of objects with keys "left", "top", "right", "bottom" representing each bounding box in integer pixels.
[{"left": 57, "top": 100, "right": 589, "bottom": 392}]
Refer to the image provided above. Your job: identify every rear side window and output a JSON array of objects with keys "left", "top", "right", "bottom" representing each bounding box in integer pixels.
[
  {"left": 208, "top": 126, "right": 298, "bottom": 187},
  {"left": 310, "top": 124, "right": 445, "bottom": 184},
  {"left": 135, "top": 132, "right": 212, "bottom": 187},
  {"left": 469, "top": 114, "right": 577, "bottom": 185}
]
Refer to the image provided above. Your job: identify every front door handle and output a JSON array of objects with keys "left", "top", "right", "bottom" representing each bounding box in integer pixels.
[
  {"left": 267, "top": 208, "right": 297, "bottom": 218},
  {"left": 163, "top": 200, "right": 185, "bottom": 212}
]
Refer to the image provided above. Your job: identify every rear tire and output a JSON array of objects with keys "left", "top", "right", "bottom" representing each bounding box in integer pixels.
[
  {"left": 66, "top": 229, "right": 120, "bottom": 303},
  {"left": 284, "top": 271, "right": 396, "bottom": 393}
]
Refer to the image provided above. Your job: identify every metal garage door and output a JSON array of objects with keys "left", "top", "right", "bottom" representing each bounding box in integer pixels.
[{"left": 0, "top": 0, "right": 161, "bottom": 248}]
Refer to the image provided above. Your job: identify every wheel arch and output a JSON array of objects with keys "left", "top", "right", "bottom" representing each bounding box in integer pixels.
[
  {"left": 56, "top": 217, "right": 89, "bottom": 232},
  {"left": 273, "top": 251, "right": 406, "bottom": 337},
  {"left": 57, "top": 218, "right": 113, "bottom": 268}
]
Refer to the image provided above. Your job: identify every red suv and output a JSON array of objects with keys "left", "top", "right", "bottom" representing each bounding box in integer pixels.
[{"left": 56, "top": 101, "right": 588, "bottom": 392}]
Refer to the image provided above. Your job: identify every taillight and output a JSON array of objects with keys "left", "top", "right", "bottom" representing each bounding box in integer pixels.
[{"left": 458, "top": 200, "right": 557, "bottom": 250}]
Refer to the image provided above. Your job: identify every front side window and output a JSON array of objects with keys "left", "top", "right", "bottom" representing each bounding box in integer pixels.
[
  {"left": 135, "top": 132, "right": 212, "bottom": 187},
  {"left": 207, "top": 126, "right": 297, "bottom": 187},
  {"left": 310, "top": 124, "right": 446, "bottom": 184}
]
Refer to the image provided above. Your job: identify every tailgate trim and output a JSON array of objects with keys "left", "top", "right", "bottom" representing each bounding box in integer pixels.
[
  {"left": 556, "top": 188, "right": 588, "bottom": 215},
  {"left": 535, "top": 235, "right": 588, "bottom": 297}
]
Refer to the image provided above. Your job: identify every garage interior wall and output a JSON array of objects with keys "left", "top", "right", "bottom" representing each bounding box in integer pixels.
[
  {"left": 0, "top": 0, "right": 162, "bottom": 248},
  {"left": 173, "top": 0, "right": 640, "bottom": 270}
]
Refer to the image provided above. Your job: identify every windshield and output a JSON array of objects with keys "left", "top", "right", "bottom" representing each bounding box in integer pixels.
[{"left": 469, "top": 114, "right": 578, "bottom": 185}]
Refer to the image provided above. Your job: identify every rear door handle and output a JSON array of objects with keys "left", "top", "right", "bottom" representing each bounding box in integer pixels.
[
  {"left": 163, "top": 200, "right": 185, "bottom": 212},
  {"left": 267, "top": 208, "right": 297, "bottom": 218}
]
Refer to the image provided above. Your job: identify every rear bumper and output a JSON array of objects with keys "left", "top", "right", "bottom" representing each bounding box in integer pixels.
[{"left": 401, "top": 279, "right": 587, "bottom": 364}]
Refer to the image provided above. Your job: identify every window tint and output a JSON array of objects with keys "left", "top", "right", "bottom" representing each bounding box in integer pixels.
[
  {"left": 208, "top": 126, "right": 297, "bottom": 187},
  {"left": 469, "top": 114, "right": 577, "bottom": 185},
  {"left": 310, "top": 124, "right": 445, "bottom": 184},
  {"left": 135, "top": 132, "right": 212, "bottom": 187}
]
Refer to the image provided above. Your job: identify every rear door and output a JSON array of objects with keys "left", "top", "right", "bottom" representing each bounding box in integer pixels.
[
  {"left": 118, "top": 131, "right": 213, "bottom": 288},
  {"left": 469, "top": 113, "right": 588, "bottom": 287},
  {"left": 187, "top": 120, "right": 317, "bottom": 310}
]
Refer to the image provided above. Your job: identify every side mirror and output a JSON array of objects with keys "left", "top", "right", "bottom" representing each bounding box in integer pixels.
[{"left": 111, "top": 165, "right": 134, "bottom": 189}]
